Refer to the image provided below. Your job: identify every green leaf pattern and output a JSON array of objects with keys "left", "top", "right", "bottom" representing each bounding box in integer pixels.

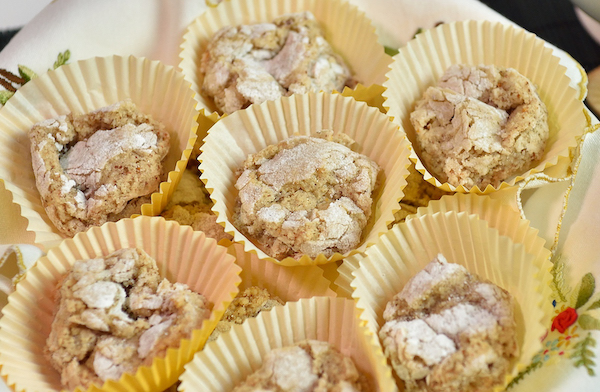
[
  {"left": 571, "top": 334, "right": 597, "bottom": 376},
  {"left": 0, "top": 90, "right": 14, "bottom": 105},
  {"left": 18, "top": 65, "right": 37, "bottom": 83},
  {"left": 0, "top": 49, "right": 70, "bottom": 106},
  {"left": 505, "top": 360, "right": 544, "bottom": 390},
  {"left": 576, "top": 273, "right": 595, "bottom": 309},
  {"left": 551, "top": 254, "right": 569, "bottom": 303},
  {"left": 587, "top": 299, "right": 600, "bottom": 311},
  {"left": 52, "top": 49, "right": 70, "bottom": 70},
  {"left": 579, "top": 315, "right": 600, "bottom": 331}
]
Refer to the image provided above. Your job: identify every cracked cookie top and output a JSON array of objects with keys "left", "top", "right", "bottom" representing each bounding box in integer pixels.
[
  {"left": 232, "top": 131, "right": 380, "bottom": 260},
  {"left": 45, "top": 248, "right": 211, "bottom": 391},
  {"left": 379, "top": 254, "right": 518, "bottom": 392},
  {"left": 410, "top": 64, "right": 549, "bottom": 189},
  {"left": 29, "top": 100, "right": 170, "bottom": 236},
  {"left": 232, "top": 340, "right": 370, "bottom": 391},
  {"left": 200, "top": 11, "right": 356, "bottom": 114}
]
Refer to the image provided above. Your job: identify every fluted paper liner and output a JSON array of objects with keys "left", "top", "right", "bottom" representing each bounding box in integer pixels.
[
  {"left": 0, "top": 55, "right": 200, "bottom": 250},
  {"left": 382, "top": 20, "right": 588, "bottom": 193},
  {"left": 179, "top": 0, "right": 392, "bottom": 114},
  {"left": 349, "top": 211, "right": 553, "bottom": 391},
  {"left": 144, "top": 108, "right": 222, "bottom": 219},
  {"left": 227, "top": 242, "right": 336, "bottom": 300},
  {"left": 0, "top": 216, "right": 242, "bottom": 392},
  {"left": 335, "top": 193, "right": 551, "bottom": 297},
  {"left": 179, "top": 297, "right": 397, "bottom": 391},
  {"left": 199, "top": 92, "right": 412, "bottom": 266}
]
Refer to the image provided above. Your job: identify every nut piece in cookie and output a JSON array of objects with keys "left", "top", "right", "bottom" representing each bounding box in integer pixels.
[
  {"left": 45, "top": 248, "right": 211, "bottom": 391},
  {"left": 200, "top": 11, "right": 356, "bottom": 114},
  {"left": 208, "top": 286, "right": 284, "bottom": 342},
  {"left": 379, "top": 254, "right": 518, "bottom": 392},
  {"left": 410, "top": 64, "right": 549, "bottom": 189},
  {"left": 29, "top": 100, "right": 170, "bottom": 236},
  {"left": 232, "top": 340, "right": 370, "bottom": 391},
  {"left": 232, "top": 131, "right": 380, "bottom": 260}
]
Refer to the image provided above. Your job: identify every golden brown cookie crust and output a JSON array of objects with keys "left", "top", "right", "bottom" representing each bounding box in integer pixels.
[
  {"left": 29, "top": 100, "right": 170, "bottom": 236},
  {"left": 410, "top": 64, "right": 549, "bottom": 189},
  {"left": 45, "top": 248, "right": 210, "bottom": 391},
  {"left": 379, "top": 254, "right": 518, "bottom": 392},
  {"left": 233, "top": 132, "right": 380, "bottom": 259}
]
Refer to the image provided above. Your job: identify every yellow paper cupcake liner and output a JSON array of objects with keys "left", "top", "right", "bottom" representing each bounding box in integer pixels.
[
  {"left": 0, "top": 55, "right": 200, "bottom": 250},
  {"left": 339, "top": 83, "right": 387, "bottom": 113},
  {"left": 199, "top": 92, "right": 411, "bottom": 266},
  {"left": 349, "top": 210, "right": 553, "bottom": 391},
  {"left": 179, "top": 0, "right": 392, "bottom": 114},
  {"left": 227, "top": 242, "right": 336, "bottom": 300},
  {"left": 0, "top": 216, "right": 241, "bottom": 392},
  {"left": 179, "top": 297, "right": 397, "bottom": 391},
  {"left": 336, "top": 193, "right": 551, "bottom": 298},
  {"left": 142, "top": 108, "right": 222, "bottom": 218},
  {"left": 382, "top": 20, "right": 588, "bottom": 194}
]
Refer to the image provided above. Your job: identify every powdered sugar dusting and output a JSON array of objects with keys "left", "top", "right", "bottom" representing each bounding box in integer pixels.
[
  {"left": 200, "top": 12, "right": 354, "bottom": 114},
  {"left": 29, "top": 100, "right": 170, "bottom": 236},
  {"left": 380, "top": 255, "right": 518, "bottom": 391},
  {"left": 233, "top": 134, "right": 379, "bottom": 259},
  {"left": 411, "top": 64, "right": 549, "bottom": 189},
  {"left": 397, "top": 254, "right": 465, "bottom": 310}
]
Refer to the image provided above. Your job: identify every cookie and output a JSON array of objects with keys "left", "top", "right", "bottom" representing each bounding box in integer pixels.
[
  {"left": 232, "top": 131, "right": 379, "bottom": 259},
  {"left": 200, "top": 11, "right": 355, "bottom": 114},
  {"left": 45, "top": 248, "right": 211, "bottom": 390},
  {"left": 410, "top": 64, "right": 548, "bottom": 189},
  {"left": 379, "top": 254, "right": 518, "bottom": 392},
  {"left": 161, "top": 169, "right": 233, "bottom": 242},
  {"left": 29, "top": 100, "right": 170, "bottom": 236},
  {"left": 208, "top": 286, "right": 284, "bottom": 341},
  {"left": 232, "top": 340, "right": 370, "bottom": 391}
]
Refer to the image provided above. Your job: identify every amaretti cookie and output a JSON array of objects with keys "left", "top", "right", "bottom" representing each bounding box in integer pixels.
[
  {"left": 382, "top": 20, "right": 587, "bottom": 193},
  {"left": 231, "top": 340, "right": 370, "bottom": 391},
  {"left": 410, "top": 64, "right": 549, "bottom": 189},
  {"left": 29, "top": 100, "right": 169, "bottom": 236},
  {"left": 199, "top": 11, "right": 355, "bottom": 114},
  {"left": 45, "top": 248, "right": 211, "bottom": 391},
  {"left": 232, "top": 131, "right": 380, "bottom": 260},
  {"left": 379, "top": 254, "right": 518, "bottom": 392}
]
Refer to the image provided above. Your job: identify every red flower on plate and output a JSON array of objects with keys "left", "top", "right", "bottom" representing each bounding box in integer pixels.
[{"left": 551, "top": 307, "right": 578, "bottom": 334}]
